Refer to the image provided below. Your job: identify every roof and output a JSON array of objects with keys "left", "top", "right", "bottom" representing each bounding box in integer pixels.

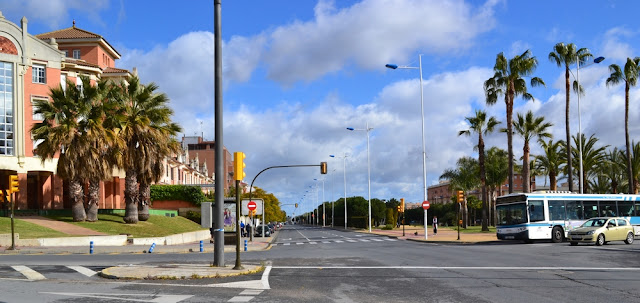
[
  {"left": 63, "top": 57, "right": 100, "bottom": 69},
  {"left": 35, "top": 25, "right": 121, "bottom": 58},
  {"left": 102, "top": 67, "right": 130, "bottom": 74}
]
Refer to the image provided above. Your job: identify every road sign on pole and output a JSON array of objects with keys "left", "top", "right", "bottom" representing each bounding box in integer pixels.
[
  {"left": 247, "top": 201, "right": 257, "bottom": 211},
  {"left": 422, "top": 201, "right": 430, "bottom": 210},
  {"left": 423, "top": 200, "right": 429, "bottom": 240}
]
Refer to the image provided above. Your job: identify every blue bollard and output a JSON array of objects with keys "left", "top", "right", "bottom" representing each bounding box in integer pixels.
[
  {"left": 90, "top": 241, "right": 94, "bottom": 254},
  {"left": 199, "top": 240, "right": 203, "bottom": 252},
  {"left": 244, "top": 239, "right": 248, "bottom": 252},
  {"left": 148, "top": 243, "right": 156, "bottom": 253}
]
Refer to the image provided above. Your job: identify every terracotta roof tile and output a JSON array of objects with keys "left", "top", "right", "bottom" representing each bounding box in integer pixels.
[
  {"left": 35, "top": 26, "right": 102, "bottom": 40},
  {"left": 103, "top": 67, "right": 130, "bottom": 74},
  {"left": 63, "top": 58, "right": 100, "bottom": 68}
]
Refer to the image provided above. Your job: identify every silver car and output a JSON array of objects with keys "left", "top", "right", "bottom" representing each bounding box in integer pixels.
[{"left": 567, "top": 217, "right": 635, "bottom": 246}]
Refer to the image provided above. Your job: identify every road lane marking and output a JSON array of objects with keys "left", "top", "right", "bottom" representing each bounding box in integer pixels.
[
  {"left": 346, "top": 240, "right": 357, "bottom": 243},
  {"left": 240, "top": 290, "right": 263, "bottom": 295},
  {"left": 322, "top": 241, "right": 330, "bottom": 243},
  {"left": 309, "top": 242, "right": 317, "bottom": 244},
  {"left": 295, "top": 229, "right": 310, "bottom": 241},
  {"left": 335, "top": 240, "right": 344, "bottom": 243},
  {"left": 67, "top": 265, "right": 98, "bottom": 277},
  {"left": 284, "top": 243, "right": 290, "bottom": 246},
  {"left": 41, "top": 292, "right": 192, "bottom": 302},
  {"left": 271, "top": 266, "right": 640, "bottom": 271},
  {"left": 359, "top": 239, "right": 370, "bottom": 242},
  {"left": 296, "top": 242, "right": 303, "bottom": 245},
  {"left": 12, "top": 265, "right": 46, "bottom": 281},
  {"left": 228, "top": 296, "right": 252, "bottom": 302}
]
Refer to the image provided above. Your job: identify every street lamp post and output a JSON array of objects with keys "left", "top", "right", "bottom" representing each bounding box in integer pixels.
[
  {"left": 574, "top": 56, "right": 605, "bottom": 194},
  {"left": 347, "top": 122, "right": 373, "bottom": 232},
  {"left": 330, "top": 154, "right": 348, "bottom": 229},
  {"left": 386, "top": 55, "right": 428, "bottom": 239}
]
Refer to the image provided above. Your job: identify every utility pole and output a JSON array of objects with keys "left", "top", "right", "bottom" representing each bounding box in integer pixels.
[{"left": 213, "top": 0, "right": 224, "bottom": 267}]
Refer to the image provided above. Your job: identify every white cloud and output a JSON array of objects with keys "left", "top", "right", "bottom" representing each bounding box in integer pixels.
[
  {"left": 2, "top": 0, "right": 110, "bottom": 29},
  {"left": 601, "top": 27, "right": 636, "bottom": 63}
]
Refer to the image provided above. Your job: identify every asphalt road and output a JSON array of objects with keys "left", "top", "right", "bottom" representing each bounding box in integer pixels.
[{"left": 1, "top": 225, "right": 640, "bottom": 302}]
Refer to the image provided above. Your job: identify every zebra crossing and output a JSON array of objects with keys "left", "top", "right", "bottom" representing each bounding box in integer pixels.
[
  {"left": 271, "top": 237, "right": 397, "bottom": 247},
  {"left": 0, "top": 265, "right": 106, "bottom": 281}
]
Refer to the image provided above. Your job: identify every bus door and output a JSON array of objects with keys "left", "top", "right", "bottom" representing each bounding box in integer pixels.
[{"left": 564, "top": 200, "right": 583, "bottom": 232}]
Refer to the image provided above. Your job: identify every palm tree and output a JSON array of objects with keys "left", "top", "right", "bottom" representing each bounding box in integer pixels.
[
  {"left": 484, "top": 50, "right": 545, "bottom": 193},
  {"left": 571, "top": 133, "right": 607, "bottom": 193},
  {"left": 440, "top": 156, "right": 480, "bottom": 228},
  {"left": 548, "top": 43, "right": 593, "bottom": 193},
  {"left": 458, "top": 110, "right": 500, "bottom": 231},
  {"left": 512, "top": 110, "right": 552, "bottom": 193},
  {"left": 599, "top": 147, "right": 624, "bottom": 194},
  {"left": 32, "top": 77, "right": 114, "bottom": 221},
  {"left": 115, "top": 76, "right": 181, "bottom": 224},
  {"left": 618, "top": 141, "right": 640, "bottom": 194},
  {"left": 606, "top": 57, "right": 640, "bottom": 194},
  {"left": 534, "top": 139, "right": 563, "bottom": 191},
  {"left": 485, "top": 147, "right": 508, "bottom": 225}
]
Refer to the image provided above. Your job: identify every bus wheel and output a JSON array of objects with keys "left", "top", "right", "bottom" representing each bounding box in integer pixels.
[
  {"left": 625, "top": 232, "right": 634, "bottom": 244},
  {"left": 551, "top": 226, "right": 564, "bottom": 243},
  {"left": 596, "top": 234, "right": 605, "bottom": 246}
]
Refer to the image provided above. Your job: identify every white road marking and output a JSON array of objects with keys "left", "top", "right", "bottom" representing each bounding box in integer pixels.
[
  {"left": 322, "top": 241, "right": 330, "bottom": 244},
  {"left": 296, "top": 242, "right": 303, "bottom": 245},
  {"left": 240, "top": 290, "right": 263, "bottom": 295},
  {"left": 271, "top": 266, "right": 640, "bottom": 271},
  {"left": 41, "top": 293, "right": 192, "bottom": 303},
  {"left": 284, "top": 243, "right": 291, "bottom": 246},
  {"left": 309, "top": 242, "right": 317, "bottom": 245},
  {"left": 12, "top": 265, "right": 46, "bottom": 281},
  {"left": 371, "top": 239, "right": 383, "bottom": 242},
  {"left": 295, "top": 229, "right": 310, "bottom": 241},
  {"left": 384, "top": 238, "right": 397, "bottom": 241},
  {"left": 335, "top": 240, "right": 344, "bottom": 243},
  {"left": 359, "top": 239, "right": 370, "bottom": 242},
  {"left": 228, "top": 296, "right": 253, "bottom": 302},
  {"left": 346, "top": 240, "right": 357, "bottom": 243},
  {"left": 262, "top": 266, "right": 271, "bottom": 289},
  {"left": 67, "top": 265, "right": 97, "bottom": 277}
]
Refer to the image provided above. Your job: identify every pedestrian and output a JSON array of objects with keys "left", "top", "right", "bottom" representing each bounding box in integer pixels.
[
  {"left": 432, "top": 216, "right": 438, "bottom": 235},
  {"left": 240, "top": 221, "right": 245, "bottom": 237}
]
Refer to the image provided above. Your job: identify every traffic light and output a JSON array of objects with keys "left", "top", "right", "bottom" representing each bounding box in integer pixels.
[
  {"left": 456, "top": 190, "right": 464, "bottom": 203},
  {"left": 320, "top": 162, "right": 328, "bottom": 174},
  {"left": 234, "top": 152, "right": 246, "bottom": 181},
  {"left": 400, "top": 198, "right": 405, "bottom": 213},
  {"left": 0, "top": 190, "right": 4, "bottom": 202},
  {"left": 396, "top": 205, "right": 401, "bottom": 212},
  {"left": 295, "top": 203, "right": 298, "bottom": 208},
  {"left": 9, "top": 175, "right": 18, "bottom": 193}
]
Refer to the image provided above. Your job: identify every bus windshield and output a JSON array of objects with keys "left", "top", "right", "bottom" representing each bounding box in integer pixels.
[{"left": 497, "top": 203, "right": 527, "bottom": 226}]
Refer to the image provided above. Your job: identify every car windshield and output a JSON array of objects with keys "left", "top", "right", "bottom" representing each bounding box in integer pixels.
[{"left": 582, "top": 219, "right": 606, "bottom": 227}]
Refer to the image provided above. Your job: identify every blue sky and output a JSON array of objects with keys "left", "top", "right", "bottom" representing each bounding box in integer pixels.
[{"left": 5, "top": 0, "right": 640, "bottom": 216}]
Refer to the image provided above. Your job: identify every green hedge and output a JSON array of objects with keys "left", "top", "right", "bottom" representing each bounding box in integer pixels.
[{"left": 150, "top": 185, "right": 206, "bottom": 206}]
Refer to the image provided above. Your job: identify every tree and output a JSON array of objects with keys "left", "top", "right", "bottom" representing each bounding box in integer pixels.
[
  {"left": 440, "top": 157, "right": 480, "bottom": 228},
  {"left": 534, "top": 139, "right": 563, "bottom": 191},
  {"left": 599, "top": 147, "right": 624, "bottom": 194},
  {"left": 618, "top": 142, "right": 640, "bottom": 194},
  {"left": 548, "top": 42, "right": 593, "bottom": 193},
  {"left": 484, "top": 147, "right": 508, "bottom": 225},
  {"left": 137, "top": 137, "right": 181, "bottom": 221},
  {"left": 512, "top": 111, "right": 552, "bottom": 193},
  {"left": 114, "top": 76, "right": 180, "bottom": 224},
  {"left": 606, "top": 57, "right": 640, "bottom": 194},
  {"left": 32, "top": 77, "right": 116, "bottom": 222},
  {"left": 571, "top": 133, "right": 607, "bottom": 193},
  {"left": 459, "top": 110, "right": 500, "bottom": 231},
  {"left": 484, "top": 50, "right": 545, "bottom": 193}
]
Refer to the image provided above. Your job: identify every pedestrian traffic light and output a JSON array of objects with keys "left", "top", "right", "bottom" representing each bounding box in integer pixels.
[
  {"left": 320, "top": 162, "right": 328, "bottom": 174},
  {"left": 400, "top": 198, "right": 405, "bottom": 213},
  {"left": 456, "top": 190, "right": 464, "bottom": 203},
  {"left": 234, "top": 152, "right": 246, "bottom": 181},
  {"left": 9, "top": 175, "right": 18, "bottom": 193}
]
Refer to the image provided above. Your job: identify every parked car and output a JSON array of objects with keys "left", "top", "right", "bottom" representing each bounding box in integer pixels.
[
  {"left": 568, "top": 217, "right": 635, "bottom": 246},
  {"left": 254, "top": 225, "right": 271, "bottom": 237}
]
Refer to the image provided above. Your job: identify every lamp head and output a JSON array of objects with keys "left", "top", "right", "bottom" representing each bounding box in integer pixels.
[
  {"left": 346, "top": 127, "right": 354, "bottom": 131},
  {"left": 385, "top": 64, "right": 398, "bottom": 69},
  {"left": 594, "top": 56, "right": 605, "bottom": 63},
  {"left": 330, "top": 155, "right": 335, "bottom": 158}
]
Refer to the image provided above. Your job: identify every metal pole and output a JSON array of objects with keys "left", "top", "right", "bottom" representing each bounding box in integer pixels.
[
  {"left": 577, "top": 54, "right": 584, "bottom": 194},
  {"left": 419, "top": 54, "right": 428, "bottom": 240},
  {"left": 233, "top": 180, "right": 243, "bottom": 270},
  {"left": 213, "top": 0, "right": 224, "bottom": 267},
  {"left": 343, "top": 155, "right": 347, "bottom": 229},
  {"left": 366, "top": 122, "right": 371, "bottom": 232},
  {"left": 322, "top": 179, "right": 325, "bottom": 227}
]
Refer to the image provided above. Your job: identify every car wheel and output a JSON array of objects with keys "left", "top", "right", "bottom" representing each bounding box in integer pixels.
[
  {"left": 596, "top": 234, "right": 605, "bottom": 246},
  {"left": 570, "top": 241, "right": 578, "bottom": 246},
  {"left": 625, "top": 232, "right": 634, "bottom": 244},
  {"left": 551, "top": 226, "right": 564, "bottom": 243}
]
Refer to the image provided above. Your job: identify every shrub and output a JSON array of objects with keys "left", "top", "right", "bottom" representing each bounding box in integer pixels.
[
  {"left": 150, "top": 185, "right": 206, "bottom": 206},
  {"left": 185, "top": 210, "right": 201, "bottom": 224}
]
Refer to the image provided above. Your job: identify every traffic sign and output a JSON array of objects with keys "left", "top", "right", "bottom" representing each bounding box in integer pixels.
[
  {"left": 247, "top": 201, "right": 257, "bottom": 211},
  {"left": 422, "top": 201, "right": 430, "bottom": 210}
]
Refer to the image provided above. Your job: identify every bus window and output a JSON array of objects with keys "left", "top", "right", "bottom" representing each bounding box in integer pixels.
[
  {"left": 635, "top": 203, "right": 640, "bottom": 216},
  {"left": 618, "top": 201, "right": 634, "bottom": 217},
  {"left": 583, "top": 201, "right": 598, "bottom": 219},
  {"left": 565, "top": 200, "right": 583, "bottom": 220},
  {"left": 549, "top": 200, "right": 566, "bottom": 221},
  {"left": 528, "top": 200, "right": 544, "bottom": 222},
  {"left": 599, "top": 201, "right": 617, "bottom": 217}
]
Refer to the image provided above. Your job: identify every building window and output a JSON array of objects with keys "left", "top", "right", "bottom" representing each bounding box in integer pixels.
[
  {"left": 63, "top": 50, "right": 68, "bottom": 57},
  {"left": 73, "top": 50, "right": 81, "bottom": 59},
  {"left": 31, "top": 97, "right": 46, "bottom": 121},
  {"left": 32, "top": 64, "right": 46, "bottom": 84},
  {"left": 0, "top": 61, "right": 13, "bottom": 155}
]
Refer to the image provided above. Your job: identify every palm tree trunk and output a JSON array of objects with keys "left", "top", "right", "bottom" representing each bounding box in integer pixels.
[
  {"left": 86, "top": 179, "right": 100, "bottom": 222},
  {"left": 523, "top": 142, "right": 530, "bottom": 193},
  {"left": 70, "top": 178, "right": 86, "bottom": 222},
  {"left": 550, "top": 172, "right": 557, "bottom": 191},
  {"left": 565, "top": 66, "right": 573, "bottom": 192},
  {"left": 138, "top": 179, "right": 151, "bottom": 221},
  {"left": 506, "top": 93, "right": 514, "bottom": 194},
  {"left": 479, "top": 136, "right": 489, "bottom": 231},
  {"left": 625, "top": 84, "right": 634, "bottom": 194},
  {"left": 124, "top": 168, "right": 139, "bottom": 224}
]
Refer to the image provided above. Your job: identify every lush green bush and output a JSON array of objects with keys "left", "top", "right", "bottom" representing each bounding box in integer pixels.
[
  {"left": 150, "top": 185, "right": 206, "bottom": 206},
  {"left": 185, "top": 210, "right": 201, "bottom": 224}
]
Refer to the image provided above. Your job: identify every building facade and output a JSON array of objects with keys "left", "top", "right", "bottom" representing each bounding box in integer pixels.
[{"left": 427, "top": 174, "right": 536, "bottom": 204}]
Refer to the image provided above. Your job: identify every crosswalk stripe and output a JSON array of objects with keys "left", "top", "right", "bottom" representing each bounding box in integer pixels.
[
  {"left": 359, "top": 239, "right": 370, "bottom": 242},
  {"left": 385, "top": 238, "right": 397, "bottom": 241},
  {"left": 322, "top": 241, "right": 330, "bottom": 244},
  {"left": 284, "top": 243, "right": 291, "bottom": 246},
  {"left": 335, "top": 240, "right": 344, "bottom": 243},
  {"left": 372, "top": 239, "right": 383, "bottom": 242},
  {"left": 66, "top": 266, "right": 97, "bottom": 277},
  {"left": 296, "top": 242, "right": 304, "bottom": 245},
  {"left": 11, "top": 265, "right": 46, "bottom": 281},
  {"left": 309, "top": 242, "right": 317, "bottom": 244},
  {"left": 346, "top": 240, "right": 357, "bottom": 243}
]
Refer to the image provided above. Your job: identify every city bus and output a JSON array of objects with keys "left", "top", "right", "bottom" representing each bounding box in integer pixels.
[{"left": 496, "top": 192, "right": 640, "bottom": 243}]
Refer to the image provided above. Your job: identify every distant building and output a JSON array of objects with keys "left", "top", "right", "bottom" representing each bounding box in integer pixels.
[
  {"left": 427, "top": 174, "right": 536, "bottom": 204},
  {"left": 182, "top": 136, "right": 233, "bottom": 194}
]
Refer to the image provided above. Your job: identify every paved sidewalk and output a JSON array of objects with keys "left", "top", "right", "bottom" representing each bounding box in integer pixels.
[{"left": 20, "top": 216, "right": 107, "bottom": 236}]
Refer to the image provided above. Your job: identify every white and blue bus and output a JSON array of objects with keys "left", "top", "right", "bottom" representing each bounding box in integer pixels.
[{"left": 496, "top": 192, "right": 640, "bottom": 243}]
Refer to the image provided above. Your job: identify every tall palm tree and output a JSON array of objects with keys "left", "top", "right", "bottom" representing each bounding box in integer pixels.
[
  {"left": 606, "top": 57, "right": 640, "bottom": 194},
  {"left": 115, "top": 76, "right": 181, "bottom": 224},
  {"left": 618, "top": 141, "right": 640, "bottom": 194},
  {"left": 440, "top": 156, "right": 480, "bottom": 228},
  {"left": 32, "top": 77, "right": 113, "bottom": 221},
  {"left": 484, "top": 50, "right": 545, "bottom": 193},
  {"left": 571, "top": 133, "right": 607, "bottom": 193},
  {"left": 458, "top": 110, "right": 500, "bottom": 231},
  {"left": 512, "top": 110, "right": 552, "bottom": 193},
  {"left": 548, "top": 43, "right": 593, "bottom": 193},
  {"left": 599, "top": 147, "right": 624, "bottom": 194},
  {"left": 485, "top": 147, "right": 508, "bottom": 225},
  {"left": 534, "top": 139, "right": 563, "bottom": 191}
]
